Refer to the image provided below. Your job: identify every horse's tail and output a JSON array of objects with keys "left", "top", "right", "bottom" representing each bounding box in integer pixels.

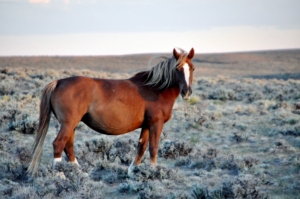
[{"left": 27, "top": 80, "right": 58, "bottom": 176}]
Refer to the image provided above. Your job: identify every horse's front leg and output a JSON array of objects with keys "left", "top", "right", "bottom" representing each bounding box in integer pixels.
[
  {"left": 128, "top": 127, "right": 149, "bottom": 176},
  {"left": 148, "top": 121, "right": 164, "bottom": 167}
]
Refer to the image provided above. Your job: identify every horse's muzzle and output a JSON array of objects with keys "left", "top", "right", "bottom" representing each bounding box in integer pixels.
[
  {"left": 183, "top": 94, "right": 189, "bottom": 100},
  {"left": 181, "top": 87, "right": 192, "bottom": 100}
]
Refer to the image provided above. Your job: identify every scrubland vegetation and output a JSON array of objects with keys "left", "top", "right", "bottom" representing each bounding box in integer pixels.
[{"left": 0, "top": 51, "right": 300, "bottom": 198}]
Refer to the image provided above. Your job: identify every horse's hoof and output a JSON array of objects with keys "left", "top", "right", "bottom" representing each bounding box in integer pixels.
[{"left": 71, "top": 158, "right": 80, "bottom": 167}]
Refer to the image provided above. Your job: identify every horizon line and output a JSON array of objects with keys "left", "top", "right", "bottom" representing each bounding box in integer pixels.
[{"left": 0, "top": 48, "right": 299, "bottom": 57}]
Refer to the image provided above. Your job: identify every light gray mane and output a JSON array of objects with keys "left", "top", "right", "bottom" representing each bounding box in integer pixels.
[{"left": 144, "top": 49, "right": 187, "bottom": 90}]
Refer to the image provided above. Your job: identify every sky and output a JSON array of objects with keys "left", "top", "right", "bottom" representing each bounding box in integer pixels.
[{"left": 0, "top": 0, "right": 300, "bottom": 56}]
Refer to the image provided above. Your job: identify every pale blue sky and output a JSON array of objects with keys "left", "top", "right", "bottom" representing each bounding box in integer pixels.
[{"left": 0, "top": 0, "right": 299, "bottom": 55}]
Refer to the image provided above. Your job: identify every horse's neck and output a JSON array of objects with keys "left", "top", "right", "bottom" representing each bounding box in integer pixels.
[
  {"left": 129, "top": 71, "right": 180, "bottom": 101},
  {"left": 161, "top": 86, "right": 180, "bottom": 102}
]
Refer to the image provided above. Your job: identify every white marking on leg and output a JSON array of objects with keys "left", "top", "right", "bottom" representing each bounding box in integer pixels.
[
  {"left": 139, "top": 138, "right": 143, "bottom": 143},
  {"left": 183, "top": 63, "right": 190, "bottom": 86},
  {"left": 54, "top": 157, "right": 62, "bottom": 163},
  {"left": 71, "top": 158, "right": 80, "bottom": 167},
  {"left": 53, "top": 157, "right": 62, "bottom": 170}
]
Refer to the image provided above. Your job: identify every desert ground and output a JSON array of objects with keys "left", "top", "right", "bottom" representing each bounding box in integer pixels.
[{"left": 0, "top": 49, "right": 299, "bottom": 198}]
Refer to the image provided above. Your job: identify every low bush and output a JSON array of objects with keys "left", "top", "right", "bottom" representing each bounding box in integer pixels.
[
  {"left": 190, "top": 176, "right": 268, "bottom": 199},
  {"left": 191, "top": 185, "right": 208, "bottom": 199},
  {"left": 219, "top": 157, "right": 239, "bottom": 175},
  {"left": 245, "top": 91, "right": 263, "bottom": 102},
  {"left": 84, "top": 138, "right": 113, "bottom": 160},
  {"left": 130, "top": 164, "right": 175, "bottom": 181},
  {"left": 0, "top": 78, "right": 15, "bottom": 96},
  {"left": 279, "top": 125, "right": 300, "bottom": 136},
  {"left": 107, "top": 140, "right": 136, "bottom": 165},
  {"left": 118, "top": 180, "right": 154, "bottom": 194},
  {"left": 90, "top": 161, "right": 127, "bottom": 183},
  {"left": 159, "top": 140, "right": 193, "bottom": 159},
  {"left": 0, "top": 153, "right": 26, "bottom": 181},
  {"left": 189, "top": 159, "right": 216, "bottom": 172},
  {"left": 208, "top": 89, "right": 236, "bottom": 101},
  {"left": 8, "top": 115, "right": 37, "bottom": 134}
]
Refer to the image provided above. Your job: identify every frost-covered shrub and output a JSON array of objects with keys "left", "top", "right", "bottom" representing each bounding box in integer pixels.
[
  {"left": 208, "top": 89, "right": 236, "bottom": 101},
  {"left": 159, "top": 140, "right": 193, "bottom": 159},
  {"left": 75, "top": 137, "right": 113, "bottom": 168},
  {"left": 245, "top": 91, "right": 263, "bottom": 102},
  {"left": 189, "top": 159, "right": 216, "bottom": 172},
  {"left": 190, "top": 176, "right": 268, "bottom": 199},
  {"left": 0, "top": 77, "right": 15, "bottom": 96},
  {"left": 0, "top": 153, "right": 26, "bottom": 181},
  {"left": 118, "top": 181, "right": 154, "bottom": 194},
  {"left": 90, "top": 161, "right": 127, "bottom": 183},
  {"left": 108, "top": 140, "right": 135, "bottom": 165},
  {"left": 219, "top": 156, "right": 239, "bottom": 174},
  {"left": 190, "top": 184, "right": 208, "bottom": 199},
  {"left": 279, "top": 125, "right": 300, "bottom": 136},
  {"left": 130, "top": 164, "right": 175, "bottom": 181},
  {"left": 8, "top": 114, "right": 37, "bottom": 134},
  {"left": 84, "top": 138, "right": 113, "bottom": 160},
  {"left": 174, "top": 157, "right": 192, "bottom": 167},
  {"left": 15, "top": 146, "right": 32, "bottom": 164}
]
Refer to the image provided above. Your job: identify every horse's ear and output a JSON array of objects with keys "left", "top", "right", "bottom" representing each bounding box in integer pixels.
[
  {"left": 188, "top": 48, "right": 195, "bottom": 59},
  {"left": 173, "top": 48, "right": 180, "bottom": 59}
]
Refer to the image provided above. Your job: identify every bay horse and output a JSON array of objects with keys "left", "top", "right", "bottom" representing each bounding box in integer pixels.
[{"left": 27, "top": 48, "right": 195, "bottom": 176}]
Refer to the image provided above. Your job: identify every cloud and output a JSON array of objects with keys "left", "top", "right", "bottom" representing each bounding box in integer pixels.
[{"left": 28, "top": 0, "right": 50, "bottom": 4}]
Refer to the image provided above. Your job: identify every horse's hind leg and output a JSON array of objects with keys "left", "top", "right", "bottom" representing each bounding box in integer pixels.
[
  {"left": 53, "top": 124, "right": 77, "bottom": 167},
  {"left": 64, "top": 130, "right": 79, "bottom": 166}
]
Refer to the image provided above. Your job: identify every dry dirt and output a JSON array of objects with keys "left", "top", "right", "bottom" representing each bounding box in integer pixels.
[{"left": 0, "top": 49, "right": 300, "bottom": 198}]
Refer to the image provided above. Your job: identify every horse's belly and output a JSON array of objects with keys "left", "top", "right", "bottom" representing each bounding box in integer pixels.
[
  {"left": 82, "top": 108, "right": 144, "bottom": 135},
  {"left": 83, "top": 81, "right": 146, "bottom": 135}
]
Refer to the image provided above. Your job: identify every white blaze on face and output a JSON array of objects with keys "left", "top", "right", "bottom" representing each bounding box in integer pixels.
[{"left": 183, "top": 63, "right": 190, "bottom": 86}]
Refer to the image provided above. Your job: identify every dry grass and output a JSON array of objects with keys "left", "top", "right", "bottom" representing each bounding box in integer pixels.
[{"left": 0, "top": 50, "right": 300, "bottom": 198}]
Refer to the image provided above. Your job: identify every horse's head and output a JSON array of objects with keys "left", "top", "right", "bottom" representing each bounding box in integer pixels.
[{"left": 173, "top": 48, "right": 195, "bottom": 100}]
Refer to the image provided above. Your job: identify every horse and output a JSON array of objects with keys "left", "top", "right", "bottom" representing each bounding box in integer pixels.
[{"left": 27, "top": 48, "right": 195, "bottom": 176}]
